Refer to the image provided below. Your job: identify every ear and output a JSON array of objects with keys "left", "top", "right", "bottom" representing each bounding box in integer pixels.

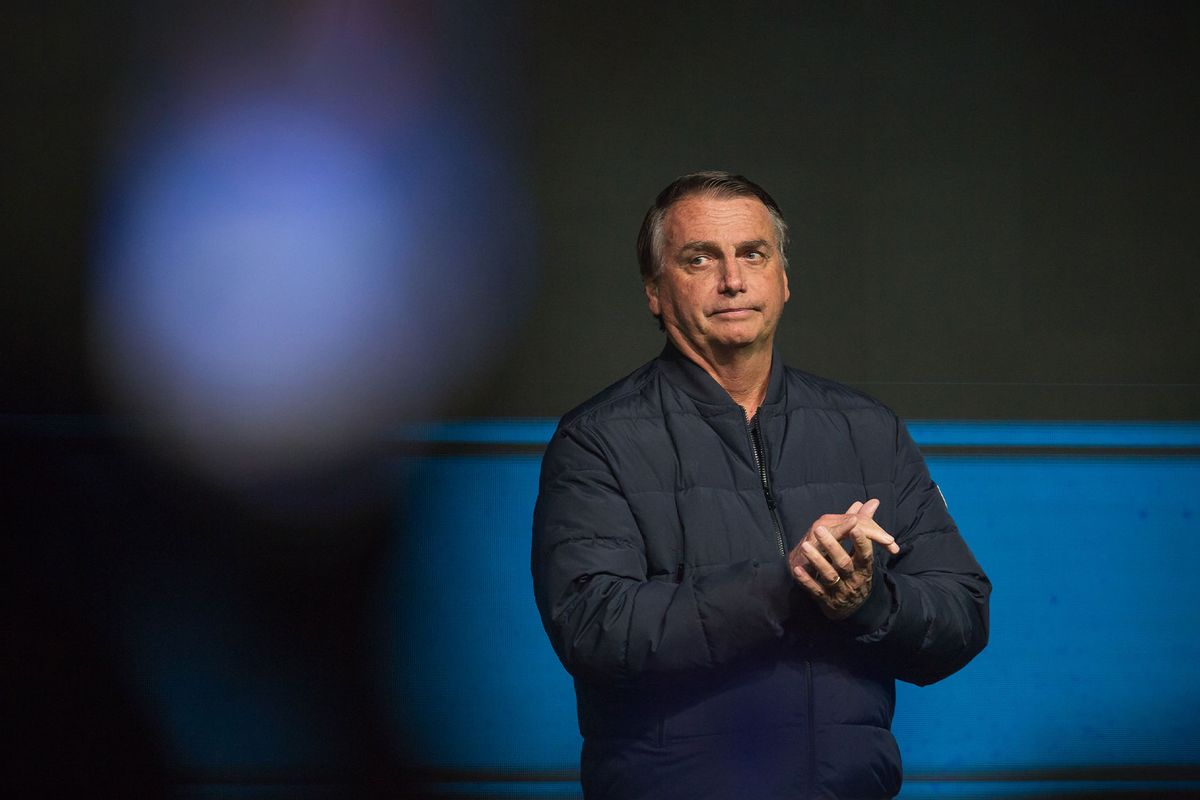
[
  {"left": 782, "top": 269, "right": 790, "bottom": 304},
  {"left": 644, "top": 280, "right": 661, "bottom": 316}
]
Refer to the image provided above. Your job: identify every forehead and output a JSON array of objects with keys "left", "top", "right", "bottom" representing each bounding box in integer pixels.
[{"left": 661, "top": 194, "right": 775, "bottom": 245}]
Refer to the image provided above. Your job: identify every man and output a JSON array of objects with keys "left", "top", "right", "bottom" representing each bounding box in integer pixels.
[{"left": 531, "top": 172, "right": 990, "bottom": 799}]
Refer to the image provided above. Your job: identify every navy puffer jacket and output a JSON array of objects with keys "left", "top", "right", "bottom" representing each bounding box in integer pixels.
[{"left": 532, "top": 343, "right": 990, "bottom": 800}]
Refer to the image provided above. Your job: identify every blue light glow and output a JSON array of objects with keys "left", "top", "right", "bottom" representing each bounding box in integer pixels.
[{"left": 92, "top": 94, "right": 533, "bottom": 484}]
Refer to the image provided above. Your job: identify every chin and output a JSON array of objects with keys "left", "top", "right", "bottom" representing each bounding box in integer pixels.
[{"left": 712, "top": 333, "right": 762, "bottom": 349}]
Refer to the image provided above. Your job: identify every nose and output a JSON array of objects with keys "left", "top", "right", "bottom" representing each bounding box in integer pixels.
[{"left": 719, "top": 259, "right": 746, "bottom": 295}]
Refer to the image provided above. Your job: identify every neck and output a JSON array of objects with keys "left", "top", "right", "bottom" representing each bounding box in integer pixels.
[{"left": 667, "top": 333, "right": 773, "bottom": 418}]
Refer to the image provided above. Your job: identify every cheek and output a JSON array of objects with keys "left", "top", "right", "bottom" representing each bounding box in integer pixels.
[
  {"left": 657, "top": 279, "right": 710, "bottom": 324},
  {"left": 681, "top": 289, "right": 709, "bottom": 319}
]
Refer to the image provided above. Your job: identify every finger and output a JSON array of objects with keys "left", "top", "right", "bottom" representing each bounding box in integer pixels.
[
  {"left": 814, "top": 512, "right": 853, "bottom": 532},
  {"left": 787, "top": 543, "right": 810, "bottom": 571},
  {"left": 851, "top": 528, "right": 875, "bottom": 566},
  {"left": 845, "top": 500, "right": 864, "bottom": 515},
  {"left": 823, "top": 516, "right": 859, "bottom": 540},
  {"left": 815, "top": 524, "right": 855, "bottom": 576},
  {"left": 803, "top": 537, "right": 841, "bottom": 585},
  {"left": 792, "top": 561, "right": 827, "bottom": 599},
  {"left": 850, "top": 515, "right": 899, "bottom": 554},
  {"left": 859, "top": 498, "right": 880, "bottom": 520}
]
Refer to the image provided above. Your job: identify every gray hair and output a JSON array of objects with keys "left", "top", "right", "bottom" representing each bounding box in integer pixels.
[{"left": 636, "top": 171, "right": 789, "bottom": 284}]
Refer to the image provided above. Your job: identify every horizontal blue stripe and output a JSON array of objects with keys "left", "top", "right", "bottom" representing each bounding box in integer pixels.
[
  {"left": 399, "top": 419, "right": 559, "bottom": 446},
  {"left": 906, "top": 420, "right": 1200, "bottom": 448},
  {"left": 6, "top": 415, "right": 1199, "bottom": 449},
  {"left": 396, "top": 419, "right": 1200, "bottom": 449}
]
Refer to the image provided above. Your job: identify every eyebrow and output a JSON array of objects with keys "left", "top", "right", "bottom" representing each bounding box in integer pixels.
[{"left": 677, "top": 239, "right": 773, "bottom": 254}]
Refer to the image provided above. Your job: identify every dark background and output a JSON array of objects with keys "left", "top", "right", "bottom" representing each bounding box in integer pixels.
[
  {"left": 6, "top": 2, "right": 1199, "bottom": 423},
  {"left": 4, "top": 3, "right": 1199, "bottom": 798},
  {"left": 478, "top": 0, "right": 1200, "bottom": 420}
]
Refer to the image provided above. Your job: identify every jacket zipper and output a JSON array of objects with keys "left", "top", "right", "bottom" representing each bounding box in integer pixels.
[
  {"left": 748, "top": 413, "right": 786, "bottom": 556},
  {"left": 753, "top": 412, "right": 812, "bottom": 794}
]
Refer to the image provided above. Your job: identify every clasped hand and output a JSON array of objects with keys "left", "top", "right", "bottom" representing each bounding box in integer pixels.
[{"left": 788, "top": 499, "right": 899, "bottom": 619}]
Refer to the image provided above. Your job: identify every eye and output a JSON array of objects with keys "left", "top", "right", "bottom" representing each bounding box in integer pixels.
[
  {"left": 689, "top": 255, "right": 710, "bottom": 267},
  {"left": 743, "top": 250, "right": 764, "bottom": 263}
]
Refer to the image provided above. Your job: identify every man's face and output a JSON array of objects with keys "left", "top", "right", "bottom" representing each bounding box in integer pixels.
[{"left": 646, "top": 194, "right": 790, "bottom": 360}]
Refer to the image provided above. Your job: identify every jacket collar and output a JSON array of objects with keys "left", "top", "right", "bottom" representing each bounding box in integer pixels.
[{"left": 657, "top": 339, "right": 787, "bottom": 415}]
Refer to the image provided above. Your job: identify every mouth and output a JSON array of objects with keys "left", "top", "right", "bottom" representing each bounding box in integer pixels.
[{"left": 708, "top": 307, "right": 759, "bottom": 318}]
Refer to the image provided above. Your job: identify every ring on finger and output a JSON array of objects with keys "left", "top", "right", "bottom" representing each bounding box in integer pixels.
[{"left": 820, "top": 572, "right": 842, "bottom": 587}]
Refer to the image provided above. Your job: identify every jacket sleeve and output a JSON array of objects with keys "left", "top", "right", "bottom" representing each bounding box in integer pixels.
[
  {"left": 531, "top": 422, "right": 796, "bottom": 687},
  {"left": 838, "top": 417, "right": 991, "bottom": 685}
]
